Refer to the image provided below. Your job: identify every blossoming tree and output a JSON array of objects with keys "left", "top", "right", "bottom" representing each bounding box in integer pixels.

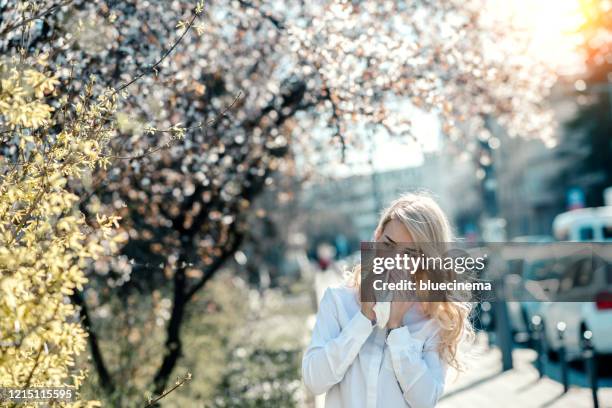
[{"left": 1, "top": 0, "right": 562, "bottom": 403}]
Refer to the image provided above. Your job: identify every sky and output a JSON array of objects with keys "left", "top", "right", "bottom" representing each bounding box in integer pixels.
[
  {"left": 330, "top": 108, "right": 441, "bottom": 178},
  {"left": 488, "top": 0, "right": 587, "bottom": 76}
]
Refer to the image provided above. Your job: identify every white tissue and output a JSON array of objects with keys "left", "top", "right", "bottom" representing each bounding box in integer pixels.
[{"left": 373, "top": 302, "right": 390, "bottom": 329}]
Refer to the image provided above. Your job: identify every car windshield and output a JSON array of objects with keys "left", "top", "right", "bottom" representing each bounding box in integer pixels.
[{"left": 523, "top": 259, "right": 564, "bottom": 281}]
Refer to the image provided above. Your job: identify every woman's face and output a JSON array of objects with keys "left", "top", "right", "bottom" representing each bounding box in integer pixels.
[
  {"left": 377, "top": 219, "right": 420, "bottom": 303},
  {"left": 377, "top": 219, "right": 413, "bottom": 246},
  {"left": 377, "top": 219, "right": 414, "bottom": 280}
]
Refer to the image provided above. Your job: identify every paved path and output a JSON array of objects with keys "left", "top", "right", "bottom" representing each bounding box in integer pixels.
[{"left": 440, "top": 336, "right": 612, "bottom": 408}]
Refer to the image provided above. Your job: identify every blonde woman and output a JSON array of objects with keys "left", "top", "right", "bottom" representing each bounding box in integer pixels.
[{"left": 302, "top": 193, "right": 472, "bottom": 408}]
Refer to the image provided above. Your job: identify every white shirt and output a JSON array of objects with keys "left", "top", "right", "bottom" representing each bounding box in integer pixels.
[{"left": 303, "top": 285, "right": 447, "bottom": 408}]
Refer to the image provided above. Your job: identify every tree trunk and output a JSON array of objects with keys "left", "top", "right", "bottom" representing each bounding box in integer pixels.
[
  {"left": 152, "top": 262, "right": 187, "bottom": 394},
  {"left": 72, "top": 292, "right": 115, "bottom": 393}
]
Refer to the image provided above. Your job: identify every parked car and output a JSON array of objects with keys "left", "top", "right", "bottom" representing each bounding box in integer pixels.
[
  {"left": 504, "top": 258, "right": 529, "bottom": 337},
  {"left": 553, "top": 206, "right": 612, "bottom": 242},
  {"left": 480, "top": 244, "right": 554, "bottom": 340},
  {"left": 503, "top": 239, "right": 551, "bottom": 338},
  {"left": 536, "top": 252, "right": 612, "bottom": 360},
  {"left": 504, "top": 248, "right": 561, "bottom": 338}
]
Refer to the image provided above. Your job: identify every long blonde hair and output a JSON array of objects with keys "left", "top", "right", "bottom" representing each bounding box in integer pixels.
[{"left": 351, "top": 192, "right": 473, "bottom": 370}]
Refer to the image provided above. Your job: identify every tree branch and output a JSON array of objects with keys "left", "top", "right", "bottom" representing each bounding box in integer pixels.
[
  {"left": 185, "top": 233, "right": 245, "bottom": 301},
  {"left": 145, "top": 372, "right": 191, "bottom": 407},
  {"left": 117, "top": 10, "right": 200, "bottom": 92},
  {"left": 0, "top": 0, "right": 73, "bottom": 38},
  {"left": 237, "top": 0, "right": 284, "bottom": 30}
]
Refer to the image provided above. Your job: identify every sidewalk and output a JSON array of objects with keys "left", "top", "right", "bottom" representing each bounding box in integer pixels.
[{"left": 440, "top": 337, "right": 612, "bottom": 408}]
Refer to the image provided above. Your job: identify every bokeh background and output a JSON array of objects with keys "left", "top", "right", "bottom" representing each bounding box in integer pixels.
[{"left": 1, "top": 0, "right": 611, "bottom": 407}]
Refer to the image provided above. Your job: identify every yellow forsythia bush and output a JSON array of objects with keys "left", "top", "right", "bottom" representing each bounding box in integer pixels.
[{"left": 0, "top": 52, "right": 121, "bottom": 406}]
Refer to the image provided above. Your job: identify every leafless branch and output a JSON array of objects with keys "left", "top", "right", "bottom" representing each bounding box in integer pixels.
[
  {"left": 117, "top": 11, "right": 200, "bottom": 92},
  {"left": 107, "top": 92, "right": 242, "bottom": 161},
  {"left": 145, "top": 373, "right": 192, "bottom": 407},
  {"left": 0, "top": 0, "right": 73, "bottom": 38}
]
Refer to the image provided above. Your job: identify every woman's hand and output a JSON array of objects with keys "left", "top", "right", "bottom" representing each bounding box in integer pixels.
[
  {"left": 361, "top": 301, "right": 376, "bottom": 322},
  {"left": 387, "top": 301, "right": 412, "bottom": 329}
]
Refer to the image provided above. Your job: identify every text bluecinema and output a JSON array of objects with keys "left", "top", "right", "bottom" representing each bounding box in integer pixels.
[{"left": 359, "top": 242, "right": 612, "bottom": 303}]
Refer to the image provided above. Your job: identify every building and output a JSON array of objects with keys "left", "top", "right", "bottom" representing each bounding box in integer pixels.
[{"left": 299, "top": 152, "right": 479, "bottom": 243}]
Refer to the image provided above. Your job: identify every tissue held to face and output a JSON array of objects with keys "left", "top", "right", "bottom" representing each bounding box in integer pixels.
[{"left": 362, "top": 219, "right": 415, "bottom": 329}]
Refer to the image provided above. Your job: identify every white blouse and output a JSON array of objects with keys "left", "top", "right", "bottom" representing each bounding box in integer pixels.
[{"left": 303, "top": 285, "right": 447, "bottom": 408}]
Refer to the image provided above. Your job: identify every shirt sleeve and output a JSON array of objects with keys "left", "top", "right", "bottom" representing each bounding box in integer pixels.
[
  {"left": 302, "top": 287, "right": 374, "bottom": 395},
  {"left": 386, "top": 324, "right": 448, "bottom": 408}
]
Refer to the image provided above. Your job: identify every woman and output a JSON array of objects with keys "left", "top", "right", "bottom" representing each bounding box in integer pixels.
[{"left": 302, "top": 192, "right": 473, "bottom": 408}]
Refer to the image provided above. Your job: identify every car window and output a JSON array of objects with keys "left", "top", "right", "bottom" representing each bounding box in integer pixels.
[
  {"left": 558, "top": 257, "right": 594, "bottom": 293},
  {"left": 558, "top": 259, "right": 579, "bottom": 293},
  {"left": 507, "top": 259, "right": 524, "bottom": 276},
  {"left": 524, "top": 259, "right": 563, "bottom": 281},
  {"left": 603, "top": 225, "right": 612, "bottom": 240},
  {"left": 579, "top": 226, "right": 594, "bottom": 241},
  {"left": 574, "top": 258, "right": 593, "bottom": 287}
]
